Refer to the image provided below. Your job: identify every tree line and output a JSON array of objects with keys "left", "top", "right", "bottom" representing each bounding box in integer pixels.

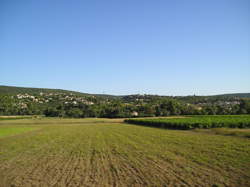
[{"left": 0, "top": 94, "right": 250, "bottom": 118}]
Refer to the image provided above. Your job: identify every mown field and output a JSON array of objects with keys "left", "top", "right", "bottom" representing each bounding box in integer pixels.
[{"left": 0, "top": 117, "right": 249, "bottom": 187}]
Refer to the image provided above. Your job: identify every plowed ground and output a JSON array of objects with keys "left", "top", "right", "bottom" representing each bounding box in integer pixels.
[{"left": 0, "top": 118, "right": 249, "bottom": 187}]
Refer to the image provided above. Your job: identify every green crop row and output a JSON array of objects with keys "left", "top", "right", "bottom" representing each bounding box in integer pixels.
[{"left": 124, "top": 115, "right": 250, "bottom": 129}]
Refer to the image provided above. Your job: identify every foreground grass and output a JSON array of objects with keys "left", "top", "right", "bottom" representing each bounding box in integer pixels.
[
  {"left": 0, "top": 118, "right": 249, "bottom": 187},
  {"left": 193, "top": 128, "right": 250, "bottom": 138},
  {"left": 0, "top": 126, "right": 36, "bottom": 138}
]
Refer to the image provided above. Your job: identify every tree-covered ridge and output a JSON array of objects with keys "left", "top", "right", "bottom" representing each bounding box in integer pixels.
[
  {"left": 0, "top": 85, "right": 250, "bottom": 118},
  {"left": 0, "top": 85, "right": 84, "bottom": 95},
  {"left": 214, "top": 93, "right": 250, "bottom": 98},
  {"left": 0, "top": 85, "right": 118, "bottom": 99}
]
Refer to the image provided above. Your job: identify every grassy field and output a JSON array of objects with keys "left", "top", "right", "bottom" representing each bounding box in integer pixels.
[
  {"left": 0, "top": 126, "right": 36, "bottom": 138},
  {"left": 0, "top": 118, "right": 249, "bottom": 187}
]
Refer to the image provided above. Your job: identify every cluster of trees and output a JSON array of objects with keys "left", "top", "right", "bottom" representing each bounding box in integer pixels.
[{"left": 1, "top": 93, "right": 250, "bottom": 118}]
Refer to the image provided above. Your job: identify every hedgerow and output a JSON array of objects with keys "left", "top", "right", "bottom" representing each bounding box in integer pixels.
[{"left": 124, "top": 115, "right": 250, "bottom": 129}]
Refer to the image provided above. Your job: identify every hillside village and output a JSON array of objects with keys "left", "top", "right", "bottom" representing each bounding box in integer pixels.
[
  {"left": 14, "top": 92, "right": 95, "bottom": 106},
  {"left": 0, "top": 86, "right": 249, "bottom": 118}
]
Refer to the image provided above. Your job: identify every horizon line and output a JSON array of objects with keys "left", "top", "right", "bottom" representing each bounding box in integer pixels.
[{"left": 1, "top": 84, "right": 249, "bottom": 97}]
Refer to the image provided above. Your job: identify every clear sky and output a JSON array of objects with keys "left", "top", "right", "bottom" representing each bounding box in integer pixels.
[{"left": 1, "top": 0, "right": 249, "bottom": 96}]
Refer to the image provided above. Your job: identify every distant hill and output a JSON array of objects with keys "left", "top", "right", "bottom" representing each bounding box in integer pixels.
[
  {"left": 0, "top": 85, "right": 249, "bottom": 117},
  {"left": 0, "top": 85, "right": 249, "bottom": 99},
  {"left": 0, "top": 85, "right": 118, "bottom": 99},
  {"left": 214, "top": 93, "right": 250, "bottom": 98},
  {"left": 0, "top": 85, "right": 87, "bottom": 95}
]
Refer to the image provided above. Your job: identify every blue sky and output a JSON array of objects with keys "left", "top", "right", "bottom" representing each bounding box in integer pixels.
[{"left": 0, "top": 0, "right": 249, "bottom": 95}]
